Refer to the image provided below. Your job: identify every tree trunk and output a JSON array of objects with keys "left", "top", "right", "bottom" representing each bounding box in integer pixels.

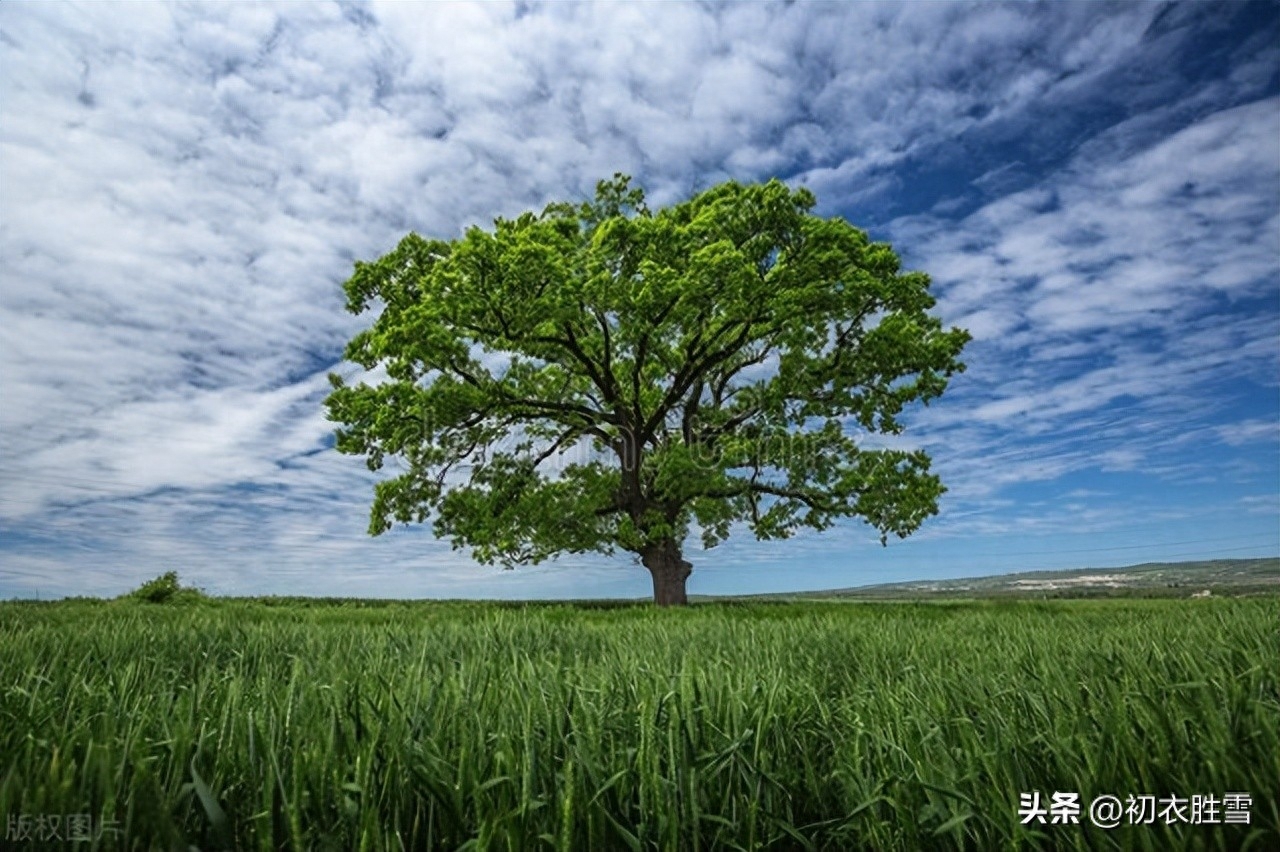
[{"left": 641, "top": 539, "right": 692, "bottom": 606}]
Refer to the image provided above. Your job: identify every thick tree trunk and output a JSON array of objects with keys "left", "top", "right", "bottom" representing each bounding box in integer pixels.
[{"left": 641, "top": 539, "right": 692, "bottom": 606}]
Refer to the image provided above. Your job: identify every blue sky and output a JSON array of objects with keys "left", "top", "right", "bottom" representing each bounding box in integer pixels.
[{"left": 1, "top": 1, "right": 1276, "bottom": 600}]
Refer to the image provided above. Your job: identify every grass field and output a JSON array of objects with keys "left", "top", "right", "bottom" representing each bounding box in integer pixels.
[{"left": 2, "top": 597, "right": 1277, "bottom": 850}]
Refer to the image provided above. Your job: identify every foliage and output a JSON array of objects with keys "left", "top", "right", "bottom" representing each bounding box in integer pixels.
[
  {"left": 2, "top": 598, "right": 1276, "bottom": 850},
  {"left": 325, "top": 176, "right": 970, "bottom": 601},
  {"left": 126, "top": 571, "right": 203, "bottom": 604}
]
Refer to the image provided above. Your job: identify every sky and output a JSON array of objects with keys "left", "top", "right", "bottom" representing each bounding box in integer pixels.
[{"left": 0, "top": 1, "right": 1277, "bottom": 600}]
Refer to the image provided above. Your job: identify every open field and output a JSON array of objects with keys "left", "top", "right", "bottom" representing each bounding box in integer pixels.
[
  {"left": 726, "top": 558, "right": 1280, "bottom": 602},
  {"left": 2, "top": 597, "right": 1277, "bottom": 850}
]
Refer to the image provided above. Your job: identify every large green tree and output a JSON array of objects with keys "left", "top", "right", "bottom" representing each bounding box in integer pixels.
[{"left": 325, "top": 176, "right": 969, "bottom": 604}]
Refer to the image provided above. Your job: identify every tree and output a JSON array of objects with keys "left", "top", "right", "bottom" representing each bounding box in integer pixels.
[{"left": 325, "top": 176, "right": 969, "bottom": 605}]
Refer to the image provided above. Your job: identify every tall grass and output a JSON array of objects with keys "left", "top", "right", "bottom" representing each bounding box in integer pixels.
[{"left": 1, "top": 598, "right": 1276, "bottom": 850}]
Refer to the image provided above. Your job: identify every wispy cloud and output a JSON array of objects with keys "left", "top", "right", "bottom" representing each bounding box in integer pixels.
[{"left": 888, "top": 95, "right": 1278, "bottom": 515}]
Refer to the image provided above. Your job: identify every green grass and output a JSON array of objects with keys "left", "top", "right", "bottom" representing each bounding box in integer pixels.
[{"left": 1, "top": 597, "right": 1276, "bottom": 850}]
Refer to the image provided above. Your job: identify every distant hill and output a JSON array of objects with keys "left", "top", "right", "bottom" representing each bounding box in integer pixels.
[{"left": 726, "top": 557, "right": 1280, "bottom": 601}]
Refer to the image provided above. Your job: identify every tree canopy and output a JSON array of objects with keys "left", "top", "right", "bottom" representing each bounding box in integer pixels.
[{"left": 325, "top": 176, "right": 969, "bottom": 604}]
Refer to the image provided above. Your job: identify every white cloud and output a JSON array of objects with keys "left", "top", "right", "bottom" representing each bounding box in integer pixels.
[
  {"left": 891, "top": 97, "right": 1279, "bottom": 507},
  {"left": 1217, "top": 419, "right": 1280, "bottom": 447}
]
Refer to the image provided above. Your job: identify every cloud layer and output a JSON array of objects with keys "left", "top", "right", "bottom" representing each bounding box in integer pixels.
[{"left": 1, "top": 2, "right": 1276, "bottom": 598}]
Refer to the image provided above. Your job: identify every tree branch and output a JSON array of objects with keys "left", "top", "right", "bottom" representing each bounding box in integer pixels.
[
  {"left": 694, "top": 480, "right": 842, "bottom": 514},
  {"left": 530, "top": 426, "right": 582, "bottom": 470},
  {"left": 640, "top": 317, "right": 762, "bottom": 442}
]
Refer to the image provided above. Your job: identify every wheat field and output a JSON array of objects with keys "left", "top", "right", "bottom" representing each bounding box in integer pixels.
[{"left": 2, "top": 597, "right": 1276, "bottom": 850}]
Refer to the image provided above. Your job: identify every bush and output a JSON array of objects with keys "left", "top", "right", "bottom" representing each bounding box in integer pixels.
[{"left": 129, "top": 571, "right": 201, "bottom": 604}]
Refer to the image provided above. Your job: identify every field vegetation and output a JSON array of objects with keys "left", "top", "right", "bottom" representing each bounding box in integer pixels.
[{"left": 2, "top": 595, "right": 1276, "bottom": 850}]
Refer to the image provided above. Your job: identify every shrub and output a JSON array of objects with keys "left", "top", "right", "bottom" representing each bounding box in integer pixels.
[{"left": 129, "top": 571, "right": 201, "bottom": 604}]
